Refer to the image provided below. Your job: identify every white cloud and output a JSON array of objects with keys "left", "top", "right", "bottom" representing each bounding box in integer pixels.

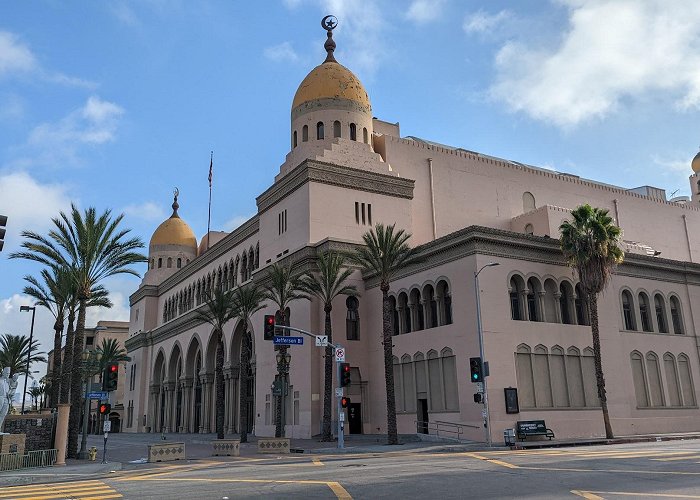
[
  {"left": 0, "top": 31, "right": 36, "bottom": 77},
  {"left": 264, "top": 42, "right": 300, "bottom": 63},
  {"left": 122, "top": 201, "right": 167, "bottom": 222},
  {"left": 405, "top": 0, "right": 446, "bottom": 24},
  {"left": 488, "top": 0, "right": 700, "bottom": 127},
  {"left": 463, "top": 9, "right": 513, "bottom": 34},
  {"left": 22, "top": 96, "right": 124, "bottom": 167},
  {"left": 223, "top": 214, "right": 253, "bottom": 231},
  {"left": 0, "top": 171, "right": 72, "bottom": 252},
  {"left": 109, "top": 3, "right": 140, "bottom": 26}
]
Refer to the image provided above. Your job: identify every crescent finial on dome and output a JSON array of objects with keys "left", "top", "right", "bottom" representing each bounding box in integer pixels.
[
  {"left": 171, "top": 187, "right": 180, "bottom": 218},
  {"left": 322, "top": 15, "right": 338, "bottom": 63}
]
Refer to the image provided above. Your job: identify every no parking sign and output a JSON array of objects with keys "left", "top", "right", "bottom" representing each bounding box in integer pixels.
[{"left": 335, "top": 347, "right": 345, "bottom": 362}]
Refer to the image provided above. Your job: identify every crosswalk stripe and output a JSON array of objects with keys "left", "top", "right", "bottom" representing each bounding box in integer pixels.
[
  {"left": 652, "top": 455, "right": 700, "bottom": 461},
  {"left": 4, "top": 488, "right": 116, "bottom": 500},
  {"left": 0, "top": 480, "right": 105, "bottom": 493},
  {"left": 0, "top": 481, "right": 121, "bottom": 500}
]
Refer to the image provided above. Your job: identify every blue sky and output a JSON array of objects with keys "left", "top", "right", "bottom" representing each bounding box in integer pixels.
[{"left": 1, "top": 0, "right": 699, "bottom": 375}]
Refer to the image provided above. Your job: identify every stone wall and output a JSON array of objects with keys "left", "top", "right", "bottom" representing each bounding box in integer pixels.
[{"left": 3, "top": 413, "right": 55, "bottom": 451}]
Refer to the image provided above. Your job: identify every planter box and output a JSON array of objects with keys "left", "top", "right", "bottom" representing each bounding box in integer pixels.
[
  {"left": 212, "top": 439, "right": 240, "bottom": 456},
  {"left": 257, "top": 437, "right": 290, "bottom": 454},
  {"left": 147, "top": 442, "right": 185, "bottom": 463}
]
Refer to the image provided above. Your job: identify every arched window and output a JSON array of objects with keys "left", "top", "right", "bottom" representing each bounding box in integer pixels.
[
  {"left": 524, "top": 223, "right": 534, "bottom": 235},
  {"left": 654, "top": 294, "right": 668, "bottom": 333},
  {"left": 423, "top": 284, "right": 438, "bottom": 328},
  {"left": 436, "top": 280, "right": 452, "bottom": 325},
  {"left": 293, "top": 130, "right": 297, "bottom": 148},
  {"left": 567, "top": 347, "right": 585, "bottom": 407},
  {"left": 515, "top": 345, "right": 535, "bottom": 408},
  {"left": 533, "top": 345, "right": 553, "bottom": 407},
  {"left": 302, "top": 125, "right": 308, "bottom": 142},
  {"left": 167, "top": 257, "right": 172, "bottom": 269},
  {"left": 398, "top": 292, "right": 411, "bottom": 333},
  {"left": 410, "top": 288, "right": 424, "bottom": 330},
  {"left": 389, "top": 296, "right": 399, "bottom": 336},
  {"left": 670, "top": 296, "right": 684, "bottom": 334},
  {"left": 543, "top": 279, "right": 558, "bottom": 323},
  {"left": 150, "top": 258, "right": 154, "bottom": 270},
  {"left": 333, "top": 120, "right": 341, "bottom": 138},
  {"left": 350, "top": 123, "right": 357, "bottom": 141},
  {"left": 526, "top": 277, "right": 541, "bottom": 322},
  {"left": 559, "top": 282, "right": 574, "bottom": 325},
  {"left": 581, "top": 348, "right": 598, "bottom": 406},
  {"left": 663, "top": 353, "right": 682, "bottom": 406},
  {"left": 509, "top": 275, "right": 525, "bottom": 320},
  {"left": 158, "top": 258, "right": 163, "bottom": 269},
  {"left": 630, "top": 351, "right": 649, "bottom": 407},
  {"left": 363, "top": 127, "right": 368, "bottom": 143},
  {"left": 523, "top": 191, "right": 536, "bottom": 212},
  {"left": 346, "top": 296, "right": 360, "bottom": 341},
  {"left": 638, "top": 292, "right": 652, "bottom": 332},
  {"left": 678, "top": 354, "right": 696, "bottom": 406},
  {"left": 575, "top": 283, "right": 589, "bottom": 326},
  {"left": 645, "top": 352, "right": 664, "bottom": 406},
  {"left": 316, "top": 121, "right": 324, "bottom": 140},
  {"left": 177, "top": 258, "right": 182, "bottom": 269},
  {"left": 621, "top": 290, "right": 636, "bottom": 330}
]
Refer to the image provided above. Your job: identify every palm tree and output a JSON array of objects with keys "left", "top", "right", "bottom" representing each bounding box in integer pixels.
[
  {"left": 560, "top": 204, "right": 624, "bottom": 439},
  {"left": 348, "top": 223, "right": 420, "bottom": 445},
  {"left": 301, "top": 251, "right": 357, "bottom": 442},
  {"left": 23, "top": 267, "right": 72, "bottom": 407},
  {"left": 0, "top": 334, "right": 47, "bottom": 377},
  {"left": 229, "top": 284, "right": 265, "bottom": 443},
  {"left": 28, "top": 386, "right": 43, "bottom": 411},
  {"left": 11, "top": 204, "right": 146, "bottom": 458},
  {"left": 96, "top": 338, "right": 130, "bottom": 371},
  {"left": 192, "top": 287, "right": 238, "bottom": 439},
  {"left": 262, "top": 262, "right": 308, "bottom": 438}
]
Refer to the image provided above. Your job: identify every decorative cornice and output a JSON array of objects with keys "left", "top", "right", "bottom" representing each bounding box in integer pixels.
[
  {"left": 257, "top": 159, "right": 414, "bottom": 214},
  {"left": 129, "top": 285, "right": 159, "bottom": 306}
]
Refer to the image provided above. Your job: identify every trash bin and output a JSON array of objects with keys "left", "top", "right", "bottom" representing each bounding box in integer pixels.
[
  {"left": 504, "top": 428, "right": 515, "bottom": 446},
  {"left": 88, "top": 446, "right": 98, "bottom": 461}
]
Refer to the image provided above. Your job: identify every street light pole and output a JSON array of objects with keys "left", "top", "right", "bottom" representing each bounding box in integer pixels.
[
  {"left": 474, "top": 262, "right": 499, "bottom": 447},
  {"left": 78, "top": 350, "right": 101, "bottom": 460},
  {"left": 19, "top": 305, "right": 36, "bottom": 414}
]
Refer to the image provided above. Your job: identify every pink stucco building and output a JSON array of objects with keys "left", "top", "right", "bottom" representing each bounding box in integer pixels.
[{"left": 124, "top": 20, "right": 700, "bottom": 442}]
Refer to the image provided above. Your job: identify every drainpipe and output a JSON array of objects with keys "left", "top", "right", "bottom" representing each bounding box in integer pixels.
[
  {"left": 428, "top": 158, "right": 437, "bottom": 240},
  {"left": 682, "top": 214, "right": 693, "bottom": 262}
]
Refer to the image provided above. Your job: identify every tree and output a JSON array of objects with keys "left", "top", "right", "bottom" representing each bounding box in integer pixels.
[
  {"left": 96, "top": 338, "right": 130, "bottom": 371},
  {"left": 11, "top": 204, "right": 146, "bottom": 458},
  {"left": 0, "top": 334, "right": 47, "bottom": 377},
  {"left": 262, "top": 262, "right": 308, "bottom": 438},
  {"left": 28, "top": 385, "right": 43, "bottom": 411},
  {"left": 23, "top": 267, "right": 70, "bottom": 408},
  {"left": 192, "top": 287, "right": 238, "bottom": 439},
  {"left": 301, "top": 251, "right": 357, "bottom": 442},
  {"left": 560, "top": 204, "right": 624, "bottom": 439},
  {"left": 229, "top": 284, "right": 265, "bottom": 443},
  {"left": 348, "top": 223, "right": 420, "bottom": 445}
]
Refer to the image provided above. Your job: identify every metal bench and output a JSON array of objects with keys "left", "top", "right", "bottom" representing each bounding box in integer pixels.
[{"left": 516, "top": 420, "right": 554, "bottom": 441}]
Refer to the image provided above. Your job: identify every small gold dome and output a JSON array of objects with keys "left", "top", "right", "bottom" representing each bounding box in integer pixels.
[
  {"left": 292, "top": 61, "right": 370, "bottom": 111},
  {"left": 692, "top": 151, "right": 700, "bottom": 173},
  {"left": 149, "top": 193, "right": 197, "bottom": 250}
]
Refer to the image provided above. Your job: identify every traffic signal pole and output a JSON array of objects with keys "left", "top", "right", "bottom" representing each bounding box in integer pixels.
[{"left": 273, "top": 324, "right": 346, "bottom": 449}]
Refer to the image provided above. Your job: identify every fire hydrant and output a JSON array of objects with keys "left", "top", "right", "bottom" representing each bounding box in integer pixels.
[{"left": 88, "top": 446, "right": 98, "bottom": 461}]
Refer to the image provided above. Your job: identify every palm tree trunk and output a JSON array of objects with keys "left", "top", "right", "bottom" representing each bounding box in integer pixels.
[
  {"left": 322, "top": 306, "right": 334, "bottom": 442},
  {"left": 67, "top": 300, "right": 87, "bottom": 459},
  {"left": 589, "top": 293, "right": 614, "bottom": 439},
  {"left": 215, "top": 330, "right": 225, "bottom": 439},
  {"left": 239, "top": 329, "right": 249, "bottom": 443},
  {"left": 50, "top": 318, "right": 63, "bottom": 408},
  {"left": 60, "top": 310, "right": 75, "bottom": 404},
  {"left": 382, "top": 288, "right": 398, "bottom": 445}
]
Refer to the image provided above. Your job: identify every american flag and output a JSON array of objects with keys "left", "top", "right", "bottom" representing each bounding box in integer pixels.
[{"left": 208, "top": 154, "right": 213, "bottom": 188}]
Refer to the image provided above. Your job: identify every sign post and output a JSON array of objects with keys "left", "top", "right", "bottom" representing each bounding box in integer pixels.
[{"left": 102, "top": 421, "right": 111, "bottom": 464}]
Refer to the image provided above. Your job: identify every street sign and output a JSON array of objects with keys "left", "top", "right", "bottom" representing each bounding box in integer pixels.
[
  {"left": 335, "top": 347, "right": 345, "bottom": 362},
  {"left": 335, "top": 388, "right": 343, "bottom": 397},
  {"left": 273, "top": 336, "right": 304, "bottom": 345},
  {"left": 476, "top": 382, "right": 484, "bottom": 394},
  {"left": 339, "top": 412, "right": 345, "bottom": 422},
  {"left": 481, "top": 409, "right": 488, "bottom": 418},
  {"left": 103, "top": 421, "right": 112, "bottom": 432},
  {"left": 315, "top": 335, "right": 328, "bottom": 347},
  {"left": 88, "top": 391, "right": 108, "bottom": 400}
]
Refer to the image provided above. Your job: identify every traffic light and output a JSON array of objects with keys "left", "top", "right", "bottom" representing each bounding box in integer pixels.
[
  {"left": 469, "top": 357, "right": 484, "bottom": 383},
  {"left": 103, "top": 363, "right": 119, "bottom": 391},
  {"left": 0, "top": 215, "right": 6, "bottom": 252},
  {"left": 264, "top": 314, "right": 276, "bottom": 341},
  {"left": 340, "top": 363, "right": 351, "bottom": 387},
  {"left": 341, "top": 396, "right": 351, "bottom": 409},
  {"left": 98, "top": 403, "right": 111, "bottom": 415},
  {"left": 473, "top": 393, "right": 483, "bottom": 403}
]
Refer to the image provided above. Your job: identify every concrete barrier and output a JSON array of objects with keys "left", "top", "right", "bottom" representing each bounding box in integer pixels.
[
  {"left": 212, "top": 439, "right": 240, "bottom": 456},
  {"left": 257, "top": 437, "right": 290, "bottom": 454},
  {"left": 148, "top": 442, "right": 185, "bottom": 462}
]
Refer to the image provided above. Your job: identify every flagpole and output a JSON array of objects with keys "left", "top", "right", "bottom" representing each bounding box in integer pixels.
[{"left": 207, "top": 151, "right": 212, "bottom": 251}]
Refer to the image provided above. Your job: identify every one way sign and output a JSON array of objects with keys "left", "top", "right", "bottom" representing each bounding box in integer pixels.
[{"left": 315, "top": 335, "right": 328, "bottom": 347}]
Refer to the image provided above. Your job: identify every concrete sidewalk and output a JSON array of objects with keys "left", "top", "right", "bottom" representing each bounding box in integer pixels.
[{"left": 512, "top": 431, "right": 700, "bottom": 449}]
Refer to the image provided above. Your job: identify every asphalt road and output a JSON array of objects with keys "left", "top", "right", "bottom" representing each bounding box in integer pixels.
[{"left": 4, "top": 440, "right": 700, "bottom": 499}]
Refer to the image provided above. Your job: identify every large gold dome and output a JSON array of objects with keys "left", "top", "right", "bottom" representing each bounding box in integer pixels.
[
  {"left": 292, "top": 61, "right": 370, "bottom": 111},
  {"left": 692, "top": 151, "right": 700, "bottom": 173},
  {"left": 150, "top": 216, "right": 197, "bottom": 249}
]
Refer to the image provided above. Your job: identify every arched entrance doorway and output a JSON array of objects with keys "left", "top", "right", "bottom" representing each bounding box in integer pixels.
[{"left": 231, "top": 320, "right": 256, "bottom": 435}]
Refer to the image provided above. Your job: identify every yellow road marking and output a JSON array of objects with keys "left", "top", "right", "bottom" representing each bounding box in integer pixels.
[
  {"left": 116, "top": 476, "right": 350, "bottom": 499},
  {"left": 313, "top": 458, "right": 324, "bottom": 466},
  {"left": 521, "top": 465, "right": 700, "bottom": 476},
  {"left": 0, "top": 480, "right": 104, "bottom": 493},
  {"left": 580, "top": 492, "right": 700, "bottom": 498},
  {"left": 462, "top": 452, "right": 519, "bottom": 469},
  {"left": 0, "top": 480, "right": 121, "bottom": 500},
  {"left": 571, "top": 491, "right": 605, "bottom": 500},
  {"left": 652, "top": 455, "right": 700, "bottom": 461}
]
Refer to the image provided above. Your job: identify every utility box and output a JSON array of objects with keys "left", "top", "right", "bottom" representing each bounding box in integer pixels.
[{"left": 504, "top": 428, "right": 516, "bottom": 446}]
